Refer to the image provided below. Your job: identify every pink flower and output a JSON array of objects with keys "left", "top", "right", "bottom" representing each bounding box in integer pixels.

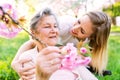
[
  {"left": 61, "top": 54, "right": 77, "bottom": 70},
  {"left": 0, "top": 22, "right": 21, "bottom": 39},
  {"left": 77, "top": 56, "right": 91, "bottom": 66},
  {"left": 80, "top": 47, "right": 87, "bottom": 54},
  {"left": 0, "top": 3, "right": 22, "bottom": 39},
  {"left": 0, "top": 3, "right": 18, "bottom": 20},
  {"left": 61, "top": 43, "right": 91, "bottom": 70},
  {"left": 61, "top": 43, "right": 77, "bottom": 55}
]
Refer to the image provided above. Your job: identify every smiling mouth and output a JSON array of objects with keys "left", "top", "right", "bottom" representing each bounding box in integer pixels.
[
  {"left": 49, "top": 36, "right": 57, "bottom": 39},
  {"left": 71, "top": 30, "right": 77, "bottom": 35}
]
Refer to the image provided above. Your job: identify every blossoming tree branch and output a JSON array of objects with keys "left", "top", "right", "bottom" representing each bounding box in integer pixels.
[{"left": 0, "top": 3, "right": 45, "bottom": 47}]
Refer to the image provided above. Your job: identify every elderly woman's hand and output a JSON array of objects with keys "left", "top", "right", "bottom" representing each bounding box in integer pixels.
[
  {"left": 11, "top": 58, "right": 35, "bottom": 80},
  {"left": 36, "top": 46, "right": 62, "bottom": 80}
]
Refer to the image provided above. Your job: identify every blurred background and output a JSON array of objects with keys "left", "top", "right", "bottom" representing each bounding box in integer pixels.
[{"left": 0, "top": 0, "right": 120, "bottom": 80}]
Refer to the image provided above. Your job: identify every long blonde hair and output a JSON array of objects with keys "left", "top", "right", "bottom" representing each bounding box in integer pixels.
[{"left": 87, "top": 11, "right": 111, "bottom": 75}]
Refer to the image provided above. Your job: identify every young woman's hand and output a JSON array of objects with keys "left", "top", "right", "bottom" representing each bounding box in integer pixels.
[{"left": 11, "top": 58, "right": 35, "bottom": 80}]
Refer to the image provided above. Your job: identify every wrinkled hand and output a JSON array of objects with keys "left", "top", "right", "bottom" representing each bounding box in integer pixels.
[
  {"left": 12, "top": 58, "right": 35, "bottom": 80},
  {"left": 36, "top": 46, "right": 63, "bottom": 79}
]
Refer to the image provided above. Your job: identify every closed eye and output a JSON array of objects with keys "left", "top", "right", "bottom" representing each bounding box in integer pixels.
[
  {"left": 78, "top": 20, "right": 81, "bottom": 24},
  {"left": 44, "top": 26, "right": 50, "bottom": 28},
  {"left": 80, "top": 27, "right": 86, "bottom": 34},
  {"left": 54, "top": 25, "right": 58, "bottom": 28}
]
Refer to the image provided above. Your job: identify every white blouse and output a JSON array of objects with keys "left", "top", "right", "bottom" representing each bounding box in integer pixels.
[{"left": 58, "top": 15, "right": 79, "bottom": 46}]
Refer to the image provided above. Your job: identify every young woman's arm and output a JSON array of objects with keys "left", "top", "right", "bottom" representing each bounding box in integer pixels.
[
  {"left": 11, "top": 40, "right": 36, "bottom": 79},
  {"left": 11, "top": 40, "right": 35, "bottom": 63}
]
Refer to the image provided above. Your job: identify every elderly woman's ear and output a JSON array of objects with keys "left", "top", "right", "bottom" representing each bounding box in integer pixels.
[{"left": 29, "top": 30, "right": 37, "bottom": 39}]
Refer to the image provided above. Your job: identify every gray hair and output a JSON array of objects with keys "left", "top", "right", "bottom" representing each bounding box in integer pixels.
[{"left": 30, "top": 8, "right": 58, "bottom": 30}]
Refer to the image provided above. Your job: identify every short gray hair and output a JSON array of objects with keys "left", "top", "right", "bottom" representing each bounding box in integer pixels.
[{"left": 30, "top": 8, "right": 58, "bottom": 30}]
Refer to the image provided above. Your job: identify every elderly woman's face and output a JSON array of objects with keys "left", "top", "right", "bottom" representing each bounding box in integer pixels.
[
  {"left": 34, "top": 15, "right": 59, "bottom": 46},
  {"left": 70, "top": 15, "right": 93, "bottom": 39}
]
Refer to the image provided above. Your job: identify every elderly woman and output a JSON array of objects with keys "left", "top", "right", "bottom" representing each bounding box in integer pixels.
[{"left": 13, "top": 8, "right": 62, "bottom": 80}]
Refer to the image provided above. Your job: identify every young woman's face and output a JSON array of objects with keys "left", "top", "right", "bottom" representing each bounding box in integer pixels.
[
  {"left": 70, "top": 15, "right": 93, "bottom": 39},
  {"left": 34, "top": 15, "right": 59, "bottom": 46}
]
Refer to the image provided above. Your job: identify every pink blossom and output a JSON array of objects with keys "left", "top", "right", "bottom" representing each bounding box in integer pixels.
[
  {"left": 0, "top": 3, "right": 21, "bottom": 39},
  {"left": 0, "top": 3, "right": 17, "bottom": 19},
  {"left": 61, "top": 43, "right": 77, "bottom": 55},
  {"left": 77, "top": 56, "right": 91, "bottom": 66},
  {"left": 80, "top": 47, "right": 87, "bottom": 54},
  {"left": 61, "top": 43, "right": 91, "bottom": 70},
  {"left": 61, "top": 54, "right": 77, "bottom": 70},
  {"left": 0, "top": 22, "right": 21, "bottom": 39}
]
